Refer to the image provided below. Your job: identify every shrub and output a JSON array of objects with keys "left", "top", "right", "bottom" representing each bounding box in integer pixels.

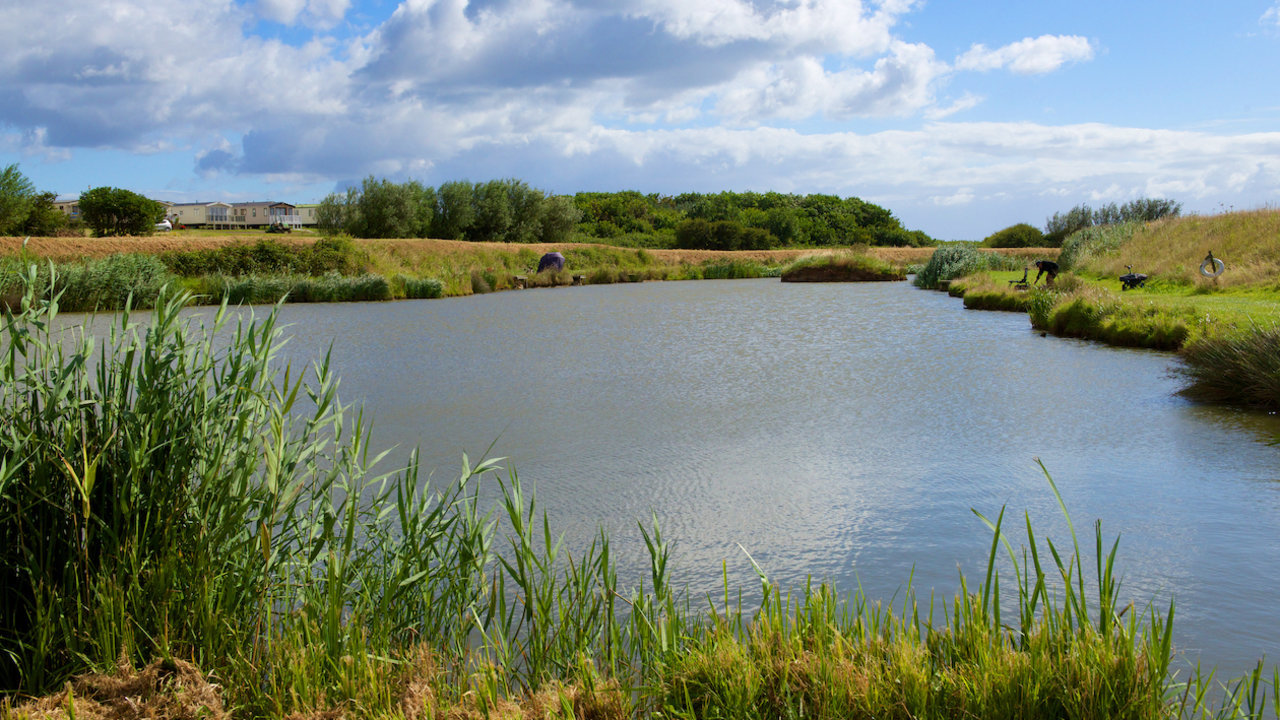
[
  {"left": 913, "top": 245, "right": 1023, "bottom": 289},
  {"left": 983, "top": 223, "right": 1045, "bottom": 248},
  {"left": 674, "top": 219, "right": 777, "bottom": 251},
  {"left": 161, "top": 238, "right": 365, "bottom": 278}
]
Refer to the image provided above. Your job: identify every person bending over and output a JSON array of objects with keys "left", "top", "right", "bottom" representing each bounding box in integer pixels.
[{"left": 1033, "top": 260, "right": 1059, "bottom": 285}]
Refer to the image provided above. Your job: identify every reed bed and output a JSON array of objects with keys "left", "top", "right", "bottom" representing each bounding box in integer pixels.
[
  {"left": 1177, "top": 322, "right": 1280, "bottom": 408},
  {"left": 1, "top": 275, "right": 1276, "bottom": 718}
]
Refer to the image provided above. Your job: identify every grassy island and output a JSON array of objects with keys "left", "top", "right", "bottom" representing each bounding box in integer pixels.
[{"left": 780, "top": 250, "right": 906, "bottom": 282}]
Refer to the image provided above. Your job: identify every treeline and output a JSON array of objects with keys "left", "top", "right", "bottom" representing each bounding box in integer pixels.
[
  {"left": 984, "top": 197, "right": 1183, "bottom": 248},
  {"left": 317, "top": 177, "right": 582, "bottom": 243},
  {"left": 1042, "top": 198, "right": 1181, "bottom": 246},
  {"left": 318, "top": 179, "right": 935, "bottom": 248},
  {"left": 574, "top": 190, "right": 935, "bottom": 249}
]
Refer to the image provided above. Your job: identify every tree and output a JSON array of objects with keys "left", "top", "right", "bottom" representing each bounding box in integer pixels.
[
  {"left": 20, "top": 192, "right": 67, "bottom": 236},
  {"left": 405, "top": 181, "right": 436, "bottom": 238},
  {"left": 0, "top": 163, "right": 37, "bottom": 235},
  {"left": 502, "top": 179, "right": 545, "bottom": 244},
  {"left": 467, "top": 180, "right": 513, "bottom": 242},
  {"left": 315, "top": 190, "right": 353, "bottom": 236},
  {"left": 352, "top": 176, "right": 416, "bottom": 238},
  {"left": 984, "top": 222, "right": 1045, "bottom": 248},
  {"left": 431, "top": 181, "right": 474, "bottom": 239},
  {"left": 1044, "top": 204, "right": 1094, "bottom": 247},
  {"left": 538, "top": 195, "right": 581, "bottom": 244},
  {"left": 78, "top": 187, "right": 166, "bottom": 237}
]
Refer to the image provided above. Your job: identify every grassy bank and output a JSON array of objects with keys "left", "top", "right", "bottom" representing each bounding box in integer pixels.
[
  {"left": 923, "top": 209, "right": 1280, "bottom": 409},
  {"left": 0, "top": 232, "right": 940, "bottom": 313},
  {"left": 3, "top": 281, "right": 1275, "bottom": 719}
]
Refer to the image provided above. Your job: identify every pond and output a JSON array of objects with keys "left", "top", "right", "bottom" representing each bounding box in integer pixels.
[{"left": 192, "top": 279, "right": 1280, "bottom": 678}]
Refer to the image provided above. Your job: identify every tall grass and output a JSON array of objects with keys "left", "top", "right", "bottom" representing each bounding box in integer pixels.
[
  {"left": 1064, "top": 208, "right": 1280, "bottom": 288},
  {"left": 1, "top": 272, "right": 1276, "bottom": 718},
  {"left": 0, "top": 254, "right": 174, "bottom": 312},
  {"left": 1177, "top": 322, "right": 1280, "bottom": 408}
]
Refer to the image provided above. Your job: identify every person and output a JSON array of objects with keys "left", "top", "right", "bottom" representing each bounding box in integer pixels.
[{"left": 1033, "top": 259, "right": 1059, "bottom": 285}]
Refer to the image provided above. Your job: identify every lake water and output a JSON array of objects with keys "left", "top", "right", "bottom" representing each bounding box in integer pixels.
[{"left": 129, "top": 279, "right": 1280, "bottom": 678}]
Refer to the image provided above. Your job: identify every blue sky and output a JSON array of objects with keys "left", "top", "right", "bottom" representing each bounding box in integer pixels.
[{"left": 2, "top": 0, "right": 1278, "bottom": 239}]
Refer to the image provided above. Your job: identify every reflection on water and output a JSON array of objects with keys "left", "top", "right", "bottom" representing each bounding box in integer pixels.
[{"left": 62, "top": 278, "right": 1280, "bottom": 678}]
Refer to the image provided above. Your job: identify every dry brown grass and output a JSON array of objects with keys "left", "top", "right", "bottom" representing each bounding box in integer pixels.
[
  {"left": 0, "top": 232, "right": 317, "bottom": 262},
  {"left": 4, "top": 657, "right": 225, "bottom": 720},
  {"left": 0, "top": 233, "right": 998, "bottom": 267},
  {"left": 1078, "top": 208, "right": 1280, "bottom": 288}
]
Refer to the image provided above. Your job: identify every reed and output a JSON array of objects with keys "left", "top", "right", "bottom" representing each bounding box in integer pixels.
[
  {"left": 700, "top": 259, "right": 769, "bottom": 279},
  {"left": 1176, "top": 322, "right": 1280, "bottom": 408},
  {"left": 0, "top": 254, "right": 174, "bottom": 312},
  {"left": 1, "top": 273, "right": 1275, "bottom": 718}
]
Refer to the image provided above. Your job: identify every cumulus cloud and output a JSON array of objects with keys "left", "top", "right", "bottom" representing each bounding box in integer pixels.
[
  {"left": 0, "top": 0, "right": 351, "bottom": 149},
  {"left": 956, "top": 34, "right": 1094, "bottom": 74},
  {"left": 715, "top": 41, "right": 947, "bottom": 121}
]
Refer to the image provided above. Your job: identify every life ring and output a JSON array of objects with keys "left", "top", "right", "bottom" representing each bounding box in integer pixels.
[{"left": 1199, "top": 256, "right": 1225, "bottom": 277}]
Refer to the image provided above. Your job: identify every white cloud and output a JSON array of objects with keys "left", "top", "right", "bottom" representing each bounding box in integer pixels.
[
  {"left": 624, "top": 0, "right": 911, "bottom": 54},
  {"left": 925, "top": 92, "right": 982, "bottom": 119},
  {"left": 1264, "top": 3, "right": 1280, "bottom": 27},
  {"left": 956, "top": 35, "right": 1094, "bottom": 75},
  {"left": 714, "top": 41, "right": 948, "bottom": 122}
]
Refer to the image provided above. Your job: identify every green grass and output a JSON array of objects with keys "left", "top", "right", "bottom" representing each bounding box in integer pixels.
[{"left": 3, "top": 275, "right": 1278, "bottom": 718}]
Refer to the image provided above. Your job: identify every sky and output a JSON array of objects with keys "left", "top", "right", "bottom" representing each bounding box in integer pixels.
[{"left": 2, "top": 0, "right": 1279, "bottom": 240}]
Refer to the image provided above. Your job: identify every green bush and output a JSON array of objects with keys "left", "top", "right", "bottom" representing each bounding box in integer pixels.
[
  {"left": 913, "top": 245, "right": 1023, "bottom": 289},
  {"left": 983, "top": 223, "right": 1045, "bottom": 248},
  {"left": 161, "top": 238, "right": 365, "bottom": 278},
  {"left": 674, "top": 219, "right": 777, "bottom": 251}
]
